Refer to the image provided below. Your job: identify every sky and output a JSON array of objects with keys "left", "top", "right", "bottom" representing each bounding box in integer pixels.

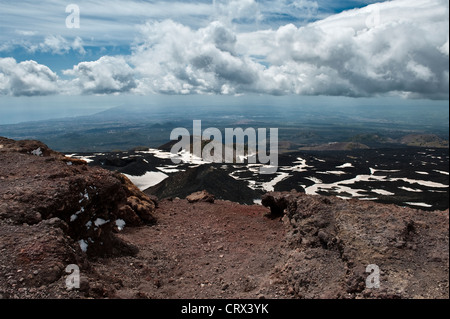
[{"left": 0, "top": 0, "right": 449, "bottom": 123}]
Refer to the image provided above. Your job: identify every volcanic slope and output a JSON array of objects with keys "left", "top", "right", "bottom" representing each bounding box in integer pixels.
[{"left": 145, "top": 165, "right": 262, "bottom": 205}]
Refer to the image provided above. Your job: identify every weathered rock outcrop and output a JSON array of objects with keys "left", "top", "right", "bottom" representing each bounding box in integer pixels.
[
  {"left": 114, "top": 172, "right": 158, "bottom": 226},
  {"left": 186, "top": 190, "right": 215, "bottom": 204},
  {"left": 0, "top": 137, "right": 157, "bottom": 297},
  {"left": 262, "top": 191, "right": 449, "bottom": 299}
]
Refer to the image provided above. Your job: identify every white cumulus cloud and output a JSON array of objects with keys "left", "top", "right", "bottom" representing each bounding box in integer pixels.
[
  {"left": 64, "top": 56, "right": 137, "bottom": 95},
  {"left": 0, "top": 0, "right": 448, "bottom": 99},
  {"left": 127, "top": 0, "right": 448, "bottom": 99},
  {"left": 131, "top": 20, "right": 264, "bottom": 95},
  {"left": 0, "top": 57, "right": 61, "bottom": 96},
  {"left": 34, "top": 35, "right": 86, "bottom": 55},
  {"left": 238, "top": 0, "right": 450, "bottom": 98}
]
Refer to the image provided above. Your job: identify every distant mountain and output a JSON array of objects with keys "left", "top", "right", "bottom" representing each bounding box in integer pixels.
[
  {"left": 297, "top": 133, "right": 450, "bottom": 151},
  {"left": 144, "top": 165, "right": 262, "bottom": 205},
  {"left": 349, "top": 133, "right": 396, "bottom": 147},
  {"left": 300, "top": 142, "right": 370, "bottom": 151},
  {"left": 1, "top": 102, "right": 448, "bottom": 153},
  {"left": 399, "top": 134, "right": 449, "bottom": 148}
]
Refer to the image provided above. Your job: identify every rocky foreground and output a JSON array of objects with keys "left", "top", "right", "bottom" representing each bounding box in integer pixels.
[
  {"left": 0, "top": 137, "right": 448, "bottom": 299},
  {"left": 262, "top": 192, "right": 449, "bottom": 298},
  {"left": 0, "top": 137, "right": 157, "bottom": 298}
]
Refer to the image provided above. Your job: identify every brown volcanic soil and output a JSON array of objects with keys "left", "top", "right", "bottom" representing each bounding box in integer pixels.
[
  {"left": 92, "top": 199, "right": 290, "bottom": 299},
  {"left": 90, "top": 193, "right": 449, "bottom": 300}
]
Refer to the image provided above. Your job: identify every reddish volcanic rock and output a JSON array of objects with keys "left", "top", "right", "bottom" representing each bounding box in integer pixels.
[
  {"left": 262, "top": 191, "right": 449, "bottom": 299},
  {"left": 0, "top": 137, "right": 157, "bottom": 257},
  {"left": 0, "top": 137, "right": 157, "bottom": 298}
]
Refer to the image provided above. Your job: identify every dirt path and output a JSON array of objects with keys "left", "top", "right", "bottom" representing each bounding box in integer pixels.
[{"left": 92, "top": 199, "right": 290, "bottom": 299}]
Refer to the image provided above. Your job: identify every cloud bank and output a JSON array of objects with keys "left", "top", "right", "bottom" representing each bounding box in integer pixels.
[
  {"left": 0, "top": 0, "right": 448, "bottom": 99},
  {"left": 0, "top": 58, "right": 60, "bottom": 96},
  {"left": 64, "top": 56, "right": 137, "bottom": 95}
]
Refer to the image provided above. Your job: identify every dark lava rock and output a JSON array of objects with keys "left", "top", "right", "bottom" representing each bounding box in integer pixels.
[{"left": 145, "top": 165, "right": 261, "bottom": 205}]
